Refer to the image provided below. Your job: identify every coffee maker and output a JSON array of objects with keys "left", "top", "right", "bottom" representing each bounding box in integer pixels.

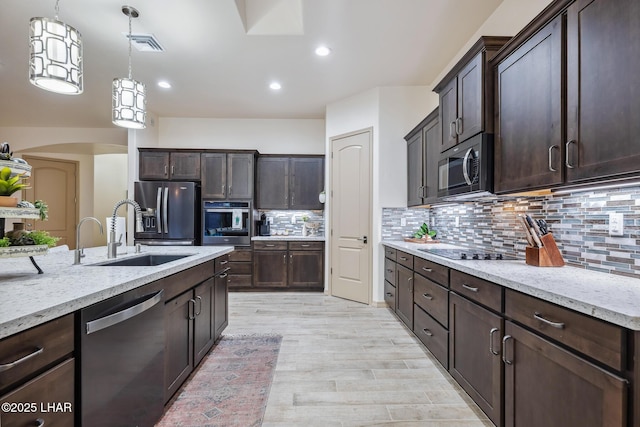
[{"left": 255, "top": 213, "right": 271, "bottom": 236}]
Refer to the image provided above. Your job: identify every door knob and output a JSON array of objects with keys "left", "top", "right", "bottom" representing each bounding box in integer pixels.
[{"left": 356, "top": 236, "right": 368, "bottom": 244}]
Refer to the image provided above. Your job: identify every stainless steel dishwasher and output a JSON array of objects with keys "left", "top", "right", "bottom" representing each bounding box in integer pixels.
[{"left": 80, "top": 286, "right": 165, "bottom": 427}]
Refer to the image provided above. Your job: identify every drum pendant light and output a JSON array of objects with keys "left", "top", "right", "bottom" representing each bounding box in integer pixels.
[
  {"left": 112, "top": 5, "right": 146, "bottom": 129},
  {"left": 29, "top": 0, "right": 83, "bottom": 95}
]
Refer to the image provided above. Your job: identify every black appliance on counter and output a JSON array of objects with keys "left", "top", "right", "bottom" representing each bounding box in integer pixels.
[
  {"left": 134, "top": 181, "right": 199, "bottom": 245},
  {"left": 438, "top": 133, "right": 493, "bottom": 200},
  {"left": 202, "top": 200, "right": 251, "bottom": 246},
  {"left": 255, "top": 213, "right": 271, "bottom": 236}
]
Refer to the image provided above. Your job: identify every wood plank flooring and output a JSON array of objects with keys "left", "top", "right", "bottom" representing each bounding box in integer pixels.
[{"left": 225, "top": 292, "right": 493, "bottom": 426}]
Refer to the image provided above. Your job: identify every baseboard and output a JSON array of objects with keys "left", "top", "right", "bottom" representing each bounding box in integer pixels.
[{"left": 370, "top": 300, "right": 389, "bottom": 308}]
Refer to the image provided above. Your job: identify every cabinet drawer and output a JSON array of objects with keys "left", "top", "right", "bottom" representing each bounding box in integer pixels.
[
  {"left": 227, "top": 274, "right": 253, "bottom": 289},
  {"left": 414, "top": 257, "right": 449, "bottom": 287},
  {"left": 253, "top": 241, "right": 288, "bottom": 250},
  {"left": 384, "top": 246, "right": 397, "bottom": 261},
  {"left": 229, "top": 248, "right": 252, "bottom": 262},
  {"left": 384, "top": 258, "right": 396, "bottom": 286},
  {"left": 288, "top": 241, "right": 324, "bottom": 251},
  {"left": 0, "top": 314, "right": 74, "bottom": 394},
  {"left": 215, "top": 254, "right": 230, "bottom": 272},
  {"left": 396, "top": 251, "right": 414, "bottom": 269},
  {"left": 414, "top": 305, "right": 448, "bottom": 369},
  {"left": 384, "top": 280, "right": 396, "bottom": 311},
  {"left": 450, "top": 270, "right": 502, "bottom": 312},
  {"left": 229, "top": 261, "right": 251, "bottom": 275},
  {"left": 413, "top": 274, "right": 448, "bottom": 328},
  {"left": 505, "top": 289, "right": 624, "bottom": 371},
  {"left": 0, "top": 358, "right": 74, "bottom": 427}
]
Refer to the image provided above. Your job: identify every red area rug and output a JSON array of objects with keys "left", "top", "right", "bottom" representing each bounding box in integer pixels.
[{"left": 156, "top": 334, "right": 282, "bottom": 427}]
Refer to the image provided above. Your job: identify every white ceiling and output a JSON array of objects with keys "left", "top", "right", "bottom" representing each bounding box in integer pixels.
[{"left": 0, "top": 0, "right": 504, "bottom": 128}]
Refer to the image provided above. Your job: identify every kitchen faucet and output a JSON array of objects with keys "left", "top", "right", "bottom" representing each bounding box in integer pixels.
[
  {"left": 108, "top": 199, "right": 145, "bottom": 259},
  {"left": 74, "top": 217, "right": 103, "bottom": 265}
]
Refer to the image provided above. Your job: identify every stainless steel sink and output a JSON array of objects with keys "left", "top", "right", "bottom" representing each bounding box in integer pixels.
[{"left": 92, "top": 254, "right": 193, "bottom": 267}]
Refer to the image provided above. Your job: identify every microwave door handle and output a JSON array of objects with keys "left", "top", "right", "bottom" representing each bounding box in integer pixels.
[
  {"left": 163, "top": 186, "right": 169, "bottom": 234},
  {"left": 156, "top": 187, "right": 163, "bottom": 233},
  {"left": 462, "top": 147, "right": 474, "bottom": 186}
]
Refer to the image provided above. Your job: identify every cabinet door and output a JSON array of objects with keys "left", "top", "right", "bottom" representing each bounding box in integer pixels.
[
  {"left": 228, "top": 153, "right": 254, "bottom": 199},
  {"left": 253, "top": 250, "right": 288, "bottom": 287},
  {"left": 449, "top": 292, "right": 503, "bottom": 426},
  {"left": 439, "top": 78, "right": 458, "bottom": 152},
  {"left": 566, "top": 0, "right": 640, "bottom": 183},
  {"left": 457, "top": 53, "right": 483, "bottom": 143},
  {"left": 395, "top": 265, "right": 414, "bottom": 329},
  {"left": 193, "top": 278, "right": 215, "bottom": 367},
  {"left": 214, "top": 271, "right": 228, "bottom": 340},
  {"left": 503, "top": 321, "right": 627, "bottom": 427},
  {"left": 495, "top": 16, "right": 563, "bottom": 193},
  {"left": 406, "top": 131, "right": 424, "bottom": 207},
  {"left": 256, "top": 157, "right": 289, "bottom": 209},
  {"left": 288, "top": 250, "right": 323, "bottom": 289},
  {"left": 423, "top": 114, "right": 440, "bottom": 203},
  {"left": 290, "top": 157, "right": 324, "bottom": 210},
  {"left": 139, "top": 151, "right": 169, "bottom": 180},
  {"left": 164, "top": 291, "right": 194, "bottom": 403},
  {"left": 201, "top": 153, "right": 227, "bottom": 199},
  {"left": 170, "top": 152, "right": 201, "bottom": 180}
]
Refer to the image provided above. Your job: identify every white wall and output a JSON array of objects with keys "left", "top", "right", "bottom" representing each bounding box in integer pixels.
[{"left": 94, "top": 154, "right": 128, "bottom": 246}]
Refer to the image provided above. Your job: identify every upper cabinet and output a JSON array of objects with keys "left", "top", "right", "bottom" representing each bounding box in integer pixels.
[
  {"left": 434, "top": 37, "right": 511, "bottom": 153},
  {"left": 201, "top": 152, "right": 255, "bottom": 200},
  {"left": 405, "top": 108, "right": 439, "bottom": 206},
  {"left": 493, "top": 0, "right": 640, "bottom": 193},
  {"left": 139, "top": 150, "right": 201, "bottom": 181},
  {"left": 256, "top": 156, "right": 324, "bottom": 210}
]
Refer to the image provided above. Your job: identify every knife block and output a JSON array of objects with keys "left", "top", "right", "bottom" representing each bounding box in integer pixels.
[{"left": 525, "top": 233, "right": 565, "bottom": 267}]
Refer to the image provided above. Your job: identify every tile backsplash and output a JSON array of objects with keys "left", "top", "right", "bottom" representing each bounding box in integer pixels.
[
  {"left": 382, "top": 185, "right": 640, "bottom": 278},
  {"left": 258, "top": 210, "right": 324, "bottom": 236}
]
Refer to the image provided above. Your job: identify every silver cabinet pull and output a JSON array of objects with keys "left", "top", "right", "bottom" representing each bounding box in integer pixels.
[
  {"left": 422, "top": 328, "right": 433, "bottom": 337},
  {"left": 462, "top": 284, "right": 478, "bottom": 292},
  {"left": 449, "top": 121, "right": 457, "bottom": 139},
  {"left": 456, "top": 117, "right": 463, "bottom": 135},
  {"left": 548, "top": 145, "right": 559, "bottom": 172},
  {"left": 422, "top": 267, "right": 433, "bottom": 273},
  {"left": 86, "top": 290, "right": 164, "bottom": 334},
  {"left": 229, "top": 185, "right": 232, "bottom": 195},
  {"left": 0, "top": 347, "right": 44, "bottom": 372},
  {"left": 301, "top": 244, "right": 310, "bottom": 247},
  {"left": 283, "top": 253, "right": 286, "bottom": 264},
  {"left": 422, "top": 293, "right": 433, "bottom": 300},
  {"left": 219, "top": 260, "right": 229, "bottom": 265},
  {"left": 195, "top": 296, "right": 202, "bottom": 316},
  {"left": 35, "top": 419, "right": 45, "bottom": 427},
  {"left": 171, "top": 165, "right": 175, "bottom": 175},
  {"left": 408, "top": 276, "right": 413, "bottom": 292},
  {"left": 219, "top": 273, "right": 228, "bottom": 279},
  {"left": 502, "top": 335, "right": 513, "bottom": 365},
  {"left": 534, "top": 312, "right": 565, "bottom": 329},
  {"left": 399, "top": 256, "right": 408, "bottom": 261},
  {"left": 164, "top": 165, "right": 168, "bottom": 175},
  {"left": 266, "top": 244, "right": 275, "bottom": 247},
  {"left": 489, "top": 327, "right": 500, "bottom": 356},
  {"left": 565, "top": 140, "right": 576, "bottom": 169},
  {"left": 188, "top": 298, "right": 196, "bottom": 320}
]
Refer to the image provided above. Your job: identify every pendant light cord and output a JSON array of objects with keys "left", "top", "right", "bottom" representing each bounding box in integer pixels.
[
  {"left": 54, "top": 0, "right": 60, "bottom": 19},
  {"left": 128, "top": 13, "right": 133, "bottom": 80}
]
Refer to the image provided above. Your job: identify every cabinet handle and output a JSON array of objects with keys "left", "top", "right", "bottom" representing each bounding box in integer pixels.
[
  {"left": 399, "top": 256, "right": 408, "bottom": 261},
  {"left": 35, "top": 419, "right": 45, "bottom": 427},
  {"left": 462, "top": 284, "right": 479, "bottom": 292},
  {"left": 449, "top": 121, "right": 457, "bottom": 139},
  {"left": 171, "top": 165, "right": 175, "bottom": 175},
  {"left": 266, "top": 244, "right": 275, "bottom": 247},
  {"left": 489, "top": 327, "right": 500, "bottom": 356},
  {"left": 422, "top": 293, "right": 433, "bottom": 300},
  {"left": 283, "top": 254, "right": 286, "bottom": 265},
  {"left": 548, "top": 145, "right": 559, "bottom": 172},
  {"left": 0, "top": 347, "right": 44, "bottom": 372},
  {"left": 290, "top": 254, "right": 293, "bottom": 259},
  {"left": 456, "top": 117, "right": 463, "bottom": 135},
  {"left": 219, "top": 273, "right": 228, "bottom": 279},
  {"left": 222, "top": 185, "right": 226, "bottom": 196},
  {"left": 408, "top": 276, "right": 413, "bottom": 292},
  {"left": 565, "top": 140, "right": 576, "bottom": 169},
  {"left": 301, "top": 244, "right": 310, "bottom": 248},
  {"left": 219, "top": 260, "right": 229, "bottom": 265},
  {"left": 422, "top": 267, "right": 433, "bottom": 273},
  {"left": 533, "top": 312, "right": 565, "bottom": 329},
  {"left": 195, "top": 296, "right": 202, "bottom": 316},
  {"left": 229, "top": 185, "right": 232, "bottom": 195},
  {"left": 164, "top": 165, "right": 168, "bottom": 175},
  {"left": 188, "top": 299, "right": 196, "bottom": 320},
  {"left": 422, "top": 328, "right": 434, "bottom": 337},
  {"left": 502, "top": 335, "right": 513, "bottom": 365}
]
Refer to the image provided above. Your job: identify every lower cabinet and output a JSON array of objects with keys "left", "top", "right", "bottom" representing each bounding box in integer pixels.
[
  {"left": 227, "top": 246, "right": 253, "bottom": 290},
  {"left": 214, "top": 263, "right": 229, "bottom": 339},
  {"left": 253, "top": 241, "right": 324, "bottom": 290},
  {"left": 503, "top": 321, "right": 627, "bottom": 427},
  {"left": 396, "top": 264, "right": 414, "bottom": 329},
  {"left": 193, "top": 278, "right": 215, "bottom": 366}
]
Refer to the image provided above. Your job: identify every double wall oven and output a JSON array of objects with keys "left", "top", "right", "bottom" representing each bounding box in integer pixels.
[{"left": 202, "top": 201, "right": 251, "bottom": 246}]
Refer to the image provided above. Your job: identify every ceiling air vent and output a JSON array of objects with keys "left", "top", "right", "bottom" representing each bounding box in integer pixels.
[{"left": 124, "top": 33, "right": 165, "bottom": 52}]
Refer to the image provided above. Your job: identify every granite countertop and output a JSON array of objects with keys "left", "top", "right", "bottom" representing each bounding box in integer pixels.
[
  {"left": 382, "top": 240, "right": 640, "bottom": 331},
  {"left": 252, "top": 235, "right": 325, "bottom": 241},
  {"left": 0, "top": 245, "right": 233, "bottom": 339}
]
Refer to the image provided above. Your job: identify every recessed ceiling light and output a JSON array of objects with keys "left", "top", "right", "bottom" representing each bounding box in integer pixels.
[
  {"left": 315, "top": 46, "right": 331, "bottom": 56},
  {"left": 269, "top": 82, "right": 282, "bottom": 90},
  {"left": 158, "top": 81, "right": 171, "bottom": 89}
]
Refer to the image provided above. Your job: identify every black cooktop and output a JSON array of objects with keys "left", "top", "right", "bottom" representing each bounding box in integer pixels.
[{"left": 418, "top": 248, "right": 516, "bottom": 260}]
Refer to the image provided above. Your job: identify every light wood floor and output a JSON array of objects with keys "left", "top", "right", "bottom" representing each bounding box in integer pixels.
[{"left": 225, "top": 292, "right": 493, "bottom": 426}]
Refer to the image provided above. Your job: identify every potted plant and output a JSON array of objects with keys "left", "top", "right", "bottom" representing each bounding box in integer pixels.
[{"left": 0, "top": 166, "right": 28, "bottom": 207}]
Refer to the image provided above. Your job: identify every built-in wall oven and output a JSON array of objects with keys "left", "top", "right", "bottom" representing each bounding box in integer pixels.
[{"left": 202, "top": 201, "right": 251, "bottom": 246}]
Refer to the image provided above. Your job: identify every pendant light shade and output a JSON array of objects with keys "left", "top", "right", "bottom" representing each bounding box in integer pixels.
[
  {"left": 29, "top": 1, "right": 83, "bottom": 95},
  {"left": 112, "top": 6, "right": 146, "bottom": 129}
]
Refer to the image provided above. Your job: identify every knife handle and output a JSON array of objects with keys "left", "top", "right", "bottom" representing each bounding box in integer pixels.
[{"left": 518, "top": 215, "right": 535, "bottom": 247}]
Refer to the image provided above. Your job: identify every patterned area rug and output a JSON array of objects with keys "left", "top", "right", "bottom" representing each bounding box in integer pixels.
[{"left": 156, "top": 334, "right": 282, "bottom": 427}]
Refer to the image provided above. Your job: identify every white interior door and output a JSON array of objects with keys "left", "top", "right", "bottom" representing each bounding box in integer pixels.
[{"left": 330, "top": 129, "right": 371, "bottom": 304}]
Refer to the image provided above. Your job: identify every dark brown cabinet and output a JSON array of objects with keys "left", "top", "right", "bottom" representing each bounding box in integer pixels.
[
  {"left": 139, "top": 150, "right": 201, "bottom": 181},
  {"left": 253, "top": 240, "right": 324, "bottom": 290},
  {"left": 253, "top": 241, "right": 288, "bottom": 288},
  {"left": 405, "top": 108, "right": 440, "bottom": 206},
  {"left": 434, "top": 37, "right": 510, "bottom": 152},
  {"left": 214, "top": 268, "right": 229, "bottom": 339},
  {"left": 227, "top": 246, "right": 253, "bottom": 290},
  {"left": 396, "top": 264, "right": 414, "bottom": 329},
  {"left": 201, "top": 152, "right": 255, "bottom": 200},
  {"left": 256, "top": 156, "right": 324, "bottom": 210},
  {"left": 193, "top": 278, "right": 215, "bottom": 366},
  {"left": 164, "top": 290, "right": 194, "bottom": 403}
]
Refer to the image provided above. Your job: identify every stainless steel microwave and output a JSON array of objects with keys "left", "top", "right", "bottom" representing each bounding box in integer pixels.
[{"left": 437, "top": 133, "right": 493, "bottom": 200}]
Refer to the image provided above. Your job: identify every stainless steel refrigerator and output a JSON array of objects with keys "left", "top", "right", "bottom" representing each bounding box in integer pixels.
[{"left": 134, "top": 181, "right": 200, "bottom": 245}]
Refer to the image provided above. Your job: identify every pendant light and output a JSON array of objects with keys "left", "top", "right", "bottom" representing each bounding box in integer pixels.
[
  {"left": 29, "top": 0, "right": 83, "bottom": 95},
  {"left": 112, "top": 5, "right": 146, "bottom": 129}
]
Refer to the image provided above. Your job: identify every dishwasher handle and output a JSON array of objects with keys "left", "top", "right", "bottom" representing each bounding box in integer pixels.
[{"left": 86, "top": 290, "right": 164, "bottom": 335}]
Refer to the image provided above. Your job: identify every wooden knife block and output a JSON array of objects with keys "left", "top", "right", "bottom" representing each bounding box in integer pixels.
[{"left": 525, "top": 233, "right": 565, "bottom": 267}]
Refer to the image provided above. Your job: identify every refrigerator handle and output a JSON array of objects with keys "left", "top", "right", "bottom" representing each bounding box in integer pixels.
[
  {"left": 156, "top": 187, "right": 163, "bottom": 234},
  {"left": 163, "top": 186, "right": 169, "bottom": 234}
]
